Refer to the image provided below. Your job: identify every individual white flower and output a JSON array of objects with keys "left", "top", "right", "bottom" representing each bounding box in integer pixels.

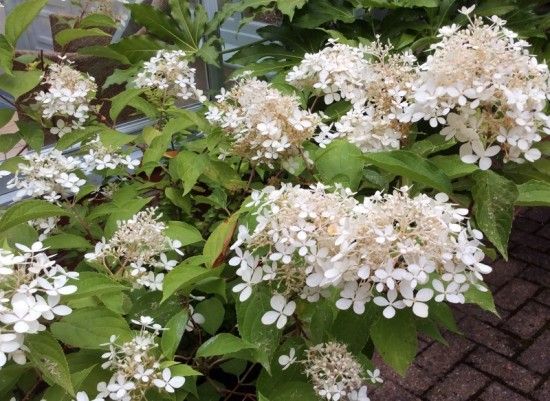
[
  {"left": 399, "top": 283, "right": 434, "bottom": 318},
  {"left": 50, "top": 119, "right": 72, "bottom": 137},
  {"left": 432, "top": 279, "right": 465, "bottom": 304},
  {"left": 335, "top": 282, "right": 371, "bottom": 314},
  {"left": 261, "top": 294, "right": 296, "bottom": 329},
  {"left": 232, "top": 267, "right": 263, "bottom": 302},
  {"left": 348, "top": 385, "right": 370, "bottom": 401},
  {"left": 278, "top": 347, "right": 297, "bottom": 370},
  {"left": 73, "top": 391, "right": 104, "bottom": 401},
  {"left": 153, "top": 368, "right": 185, "bottom": 393},
  {"left": 366, "top": 369, "right": 383, "bottom": 384},
  {"left": 459, "top": 142, "right": 500, "bottom": 170},
  {"left": 373, "top": 290, "right": 405, "bottom": 319}
]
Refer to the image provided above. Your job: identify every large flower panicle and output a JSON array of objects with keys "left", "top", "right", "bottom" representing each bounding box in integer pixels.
[
  {"left": 6, "top": 150, "right": 86, "bottom": 202},
  {"left": 316, "top": 38, "right": 418, "bottom": 153},
  {"left": 231, "top": 184, "right": 491, "bottom": 325},
  {"left": 82, "top": 136, "right": 140, "bottom": 172},
  {"left": 0, "top": 242, "right": 78, "bottom": 369},
  {"left": 286, "top": 39, "right": 371, "bottom": 105},
  {"left": 205, "top": 75, "right": 321, "bottom": 167},
  {"left": 304, "top": 342, "right": 372, "bottom": 401},
  {"left": 35, "top": 61, "right": 97, "bottom": 134},
  {"left": 85, "top": 208, "right": 183, "bottom": 291},
  {"left": 94, "top": 316, "right": 185, "bottom": 401},
  {"left": 410, "top": 6, "right": 550, "bottom": 169},
  {"left": 134, "top": 50, "right": 206, "bottom": 103}
]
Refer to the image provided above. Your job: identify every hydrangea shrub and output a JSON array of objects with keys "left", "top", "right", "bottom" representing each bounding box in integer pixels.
[{"left": 0, "top": 1, "right": 549, "bottom": 401}]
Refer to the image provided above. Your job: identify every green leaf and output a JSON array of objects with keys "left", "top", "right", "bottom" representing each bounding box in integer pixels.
[
  {"left": 430, "top": 155, "right": 479, "bottom": 179},
  {"left": 110, "top": 36, "right": 163, "bottom": 63},
  {"left": 109, "top": 88, "right": 145, "bottom": 122},
  {"left": 50, "top": 307, "right": 132, "bottom": 349},
  {"left": 0, "top": 70, "right": 43, "bottom": 99},
  {"left": 266, "top": 381, "right": 318, "bottom": 401},
  {"left": 196, "top": 333, "right": 255, "bottom": 358},
  {"left": 26, "top": 331, "right": 74, "bottom": 395},
  {"left": 170, "top": 150, "right": 209, "bottom": 195},
  {"left": 69, "top": 272, "right": 128, "bottom": 299},
  {"left": 315, "top": 140, "right": 365, "bottom": 190},
  {"left": 169, "top": 363, "right": 202, "bottom": 377},
  {"left": 370, "top": 310, "right": 417, "bottom": 375},
  {"left": 465, "top": 285, "right": 498, "bottom": 316},
  {"left": 0, "top": 200, "right": 70, "bottom": 232},
  {"left": 55, "top": 28, "right": 111, "bottom": 46},
  {"left": 331, "top": 304, "right": 380, "bottom": 353},
  {"left": 277, "top": 0, "right": 308, "bottom": 20},
  {"left": 410, "top": 134, "right": 456, "bottom": 157},
  {"left": 295, "top": 0, "right": 355, "bottom": 29},
  {"left": 0, "top": 364, "right": 27, "bottom": 397},
  {"left": 0, "top": 108, "right": 15, "bottom": 128},
  {"left": 235, "top": 285, "right": 281, "bottom": 371},
  {"left": 17, "top": 120, "right": 43, "bottom": 152},
  {"left": 4, "top": 0, "right": 49, "bottom": 46},
  {"left": 365, "top": 150, "right": 452, "bottom": 193},
  {"left": 127, "top": 4, "right": 196, "bottom": 52},
  {"left": 195, "top": 297, "right": 225, "bottom": 335},
  {"left": 203, "top": 214, "right": 239, "bottom": 268},
  {"left": 0, "top": 133, "right": 20, "bottom": 153},
  {"left": 168, "top": 0, "right": 208, "bottom": 51},
  {"left": 78, "top": 45, "right": 130, "bottom": 64},
  {"left": 165, "top": 221, "right": 203, "bottom": 246},
  {"left": 516, "top": 180, "right": 550, "bottom": 206},
  {"left": 471, "top": 170, "right": 518, "bottom": 259},
  {"left": 429, "top": 301, "right": 460, "bottom": 334},
  {"left": 162, "top": 260, "right": 213, "bottom": 302},
  {"left": 161, "top": 310, "right": 188, "bottom": 359},
  {"left": 43, "top": 233, "right": 91, "bottom": 250},
  {"left": 80, "top": 13, "right": 117, "bottom": 29}
]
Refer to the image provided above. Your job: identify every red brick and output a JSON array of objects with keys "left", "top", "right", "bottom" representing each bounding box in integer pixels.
[
  {"left": 373, "top": 354, "right": 437, "bottom": 396},
  {"left": 519, "top": 266, "right": 550, "bottom": 287},
  {"left": 478, "top": 383, "right": 530, "bottom": 401},
  {"left": 370, "top": 380, "right": 421, "bottom": 401},
  {"left": 512, "top": 216, "right": 541, "bottom": 233},
  {"left": 484, "top": 258, "right": 525, "bottom": 289},
  {"left": 513, "top": 246, "right": 550, "bottom": 270},
  {"left": 510, "top": 230, "right": 550, "bottom": 252},
  {"left": 459, "top": 316, "right": 521, "bottom": 357},
  {"left": 525, "top": 208, "right": 550, "bottom": 224},
  {"left": 426, "top": 364, "right": 488, "bottom": 401},
  {"left": 503, "top": 301, "right": 550, "bottom": 339},
  {"left": 453, "top": 303, "right": 507, "bottom": 327},
  {"left": 494, "top": 278, "right": 539, "bottom": 311},
  {"left": 466, "top": 347, "right": 541, "bottom": 393},
  {"left": 518, "top": 329, "right": 550, "bottom": 374},
  {"left": 416, "top": 332, "right": 474, "bottom": 375},
  {"left": 535, "top": 378, "right": 550, "bottom": 401},
  {"left": 537, "top": 223, "right": 550, "bottom": 239},
  {"left": 536, "top": 288, "right": 550, "bottom": 306}
]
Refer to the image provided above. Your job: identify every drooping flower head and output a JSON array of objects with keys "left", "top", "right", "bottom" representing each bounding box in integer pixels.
[
  {"left": 231, "top": 184, "right": 491, "bottom": 322},
  {"left": 96, "top": 316, "right": 185, "bottom": 400},
  {"left": 206, "top": 74, "right": 321, "bottom": 167},
  {"left": 286, "top": 39, "right": 371, "bottom": 105},
  {"left": 6, "top": 149, "right": 86, "bottom": 202},
  {"left": 134, "top": 50, "right": 206, "bottom": 103},
  {"left": 315, "top": 38, "right": 419, "bottom": 153},
  {"left": 0, "top": 242, "right": 77, "bottom": 369},
  {"left": 303, "top": 342, "right": 372, "bottom": 401},
  {"left": 85, "top": 208, "right": 184, "bottom": 291},
  {"left": 35, "top": 61, "right": 97, "bottom": 134},
  {"left": 411, "top": 6, "right": 550, "bottom": 169}
]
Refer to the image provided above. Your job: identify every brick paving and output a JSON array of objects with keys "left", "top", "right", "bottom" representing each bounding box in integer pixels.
[{"left": 371, "top": 208, "right": 550, "bottom": 401}]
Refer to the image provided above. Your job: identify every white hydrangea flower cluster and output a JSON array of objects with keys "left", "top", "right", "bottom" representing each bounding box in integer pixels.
[
  {"left": 286, "top": 39, "right": 370, "bottom": 105},
  {"left": 35, "top": 62, "right": 97, "bottom": 134},
  {"left": 91, "top": 316, "right": 185, "bottom": 401},
  {"left": 134, "top": 50, "right": 206, "bottom": 102},
  {"left": 28, "top": 217, "right": 60, "bottom": 241},
  {"left": 6, "top": 150, "right": 86, "bottom": 202},
  {"left": 82, "top": 136, "right": 140, "bottom": 172},
  {"left": 304, "top": 342, "right": 371, "bottom": 401},
  {"left": 315, "top": 39, "right": 418, "bottom": 152},
  {"left": 0, "top": 242, "right": 78, "bottom": 369},
  {"left": 85, "top": 208, "right": 183, "bottom": 291},
  {"left": 410, "top": 6, "right": 550, "bottom": 169},
  {"left": 205, "top": 75, "right": 321, "bottom": 167},
  {"left": 231, "top": 184, "right": 491, "bottom": 324}
]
